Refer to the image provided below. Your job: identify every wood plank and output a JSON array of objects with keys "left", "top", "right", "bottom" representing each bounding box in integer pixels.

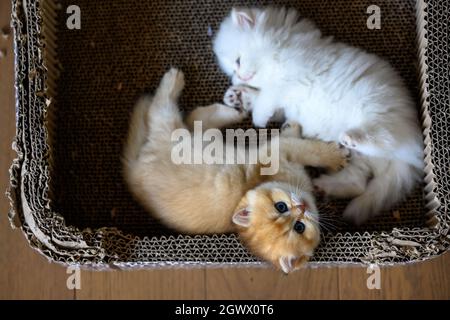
[
  {"left": 0, "top": 0, "right": 74, "bottom": 300},
  {"left": 206, "top": 266, "right": 339, "bottom": 299},
  {"left": 0, "top": 220, "right": 75, "bottom": 300},
  {"left": 339, "top": 253, "right": 450, "bottom": 299},
  {"left": 76, "top": 269, "right": 206, "bottom": 299}
]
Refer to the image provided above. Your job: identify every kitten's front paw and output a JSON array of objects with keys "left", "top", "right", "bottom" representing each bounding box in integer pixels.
[
  {"left": 252, "top": 112, "right": 271, "bottom": 128},
  {"left": 339, "top": 130, "right": 365, "bottom": 150},
  {"left": 223, "top": 86, "right": 254, "bottom": 112},
  {"left": 326, "top": 143, "right": 351, "bottom": 172},
  {"left": 281, "top": 121, "right": 302, "bottom": 137}
]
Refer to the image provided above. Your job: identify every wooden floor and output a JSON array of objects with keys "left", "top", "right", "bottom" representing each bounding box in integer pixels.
[{"left": 0, "top": 0, "right": 449, "bottom": 300}]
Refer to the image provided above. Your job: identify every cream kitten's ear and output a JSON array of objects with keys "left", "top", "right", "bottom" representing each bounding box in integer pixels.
[
  {"left": 279, "top": 256, "right": 308, "bottom": 274},
  {"left": 231, "top": 9, "right": 255, "bottom": 29},
  {"left": 232, "top": 208, "right": 251, "bottom": 228}
]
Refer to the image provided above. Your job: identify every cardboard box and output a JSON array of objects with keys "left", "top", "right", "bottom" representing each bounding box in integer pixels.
[{"left": 7, "top": 0, "right": 448, "bottom": 268}]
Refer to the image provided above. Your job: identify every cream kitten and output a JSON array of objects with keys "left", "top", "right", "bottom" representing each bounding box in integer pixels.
[
  {"left": 123, "top": 68, "right": 349, "bottom": 273},
  {"left": 214, "top": 7, "right": 424, "bottom": 225}
]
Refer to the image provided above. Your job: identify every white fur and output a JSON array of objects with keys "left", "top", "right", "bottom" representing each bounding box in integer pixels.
[{"left": 214, "top": 7, "right": 424, "bottom": 224}]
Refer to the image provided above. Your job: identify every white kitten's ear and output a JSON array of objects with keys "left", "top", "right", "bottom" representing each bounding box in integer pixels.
[
  {"left": 278, "top": 256, "right": 307, "bottom": 274},
  {"left": 232, "top": 208, "right": 251, "bottom": 228},
  {"left": 231, "top": 9, "right": 255, "bottom": 29}
]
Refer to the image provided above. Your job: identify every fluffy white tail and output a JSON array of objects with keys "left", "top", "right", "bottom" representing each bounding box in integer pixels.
[{"left": 343, "top": 159, "right": 421, "bottom": 225}]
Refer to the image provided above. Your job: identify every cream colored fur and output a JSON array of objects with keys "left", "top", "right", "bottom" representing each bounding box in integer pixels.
[{"left": 123, "top": 68, "right": 348, "bottom": 272}]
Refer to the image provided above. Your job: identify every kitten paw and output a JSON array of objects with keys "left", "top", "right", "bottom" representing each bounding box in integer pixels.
[
  {"left": 326, "top": 143, "right": 350, "bottom": 172},
  {"left": 281, "top": 121, "right": 302, "bottom": 137},
  {"left": 223, "top": 86, "right": 254, "bottom": 112},
  {"left": 252, "top": 112, "right": 271, "bottom": 128},
  {"left": 339, "top": 130, "right": 365, "bottom": 150}
]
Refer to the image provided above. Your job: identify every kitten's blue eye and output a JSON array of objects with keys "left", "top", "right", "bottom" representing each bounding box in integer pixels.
[
  {"left": 274, "top": 201, "right": 289, "bottom": 214},
  {"left": 294, "top": 221, "right": 306, "bottom": 234},
  {"left": 236, "top": 57, "right": 241, "bottom": 67}
]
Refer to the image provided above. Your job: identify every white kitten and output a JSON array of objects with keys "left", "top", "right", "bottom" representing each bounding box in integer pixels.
[{"left": 214, "top": 7, "right": 424, "bottom": 225}]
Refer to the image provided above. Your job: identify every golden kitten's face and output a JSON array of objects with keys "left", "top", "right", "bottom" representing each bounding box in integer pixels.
[{"left": 233, "top": 186, "right": 321, "bottom": 274}]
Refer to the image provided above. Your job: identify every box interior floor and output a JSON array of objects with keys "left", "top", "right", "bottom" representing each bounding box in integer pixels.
[{"left": 52, "top": 0, "right": 425, "bottom": 239}]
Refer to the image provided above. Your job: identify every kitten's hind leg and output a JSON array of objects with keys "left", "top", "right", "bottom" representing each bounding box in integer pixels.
[
  {"left": 339, "top": 125, "right": 395, "bottom": 158},
  {"left": 154, "top": 68, "right": 185, "bottom": 102},
  {"left": 186, "top": 103, "right": 248, "bottom": 130},
  {"left": 339, "top": 128, "right": 377, "bottom": 151},
  {"left": 145, "top": 68, "right": 186, "bottom": 142},
  {"left": 124, "top": 68, "right": 185, "bottom": 163},
  {"left": 146, "top": 68, "right": 185, "bottom": 129},
  {"left": 313, "top": 164, "right": 368, "bottom": 198}
]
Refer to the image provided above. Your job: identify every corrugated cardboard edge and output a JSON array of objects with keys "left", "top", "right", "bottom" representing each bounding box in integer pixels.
[
  {"left": 363, "top": 0, "right": 445, "bottom": 263},
  {"left": 415, "top": 0, "right": 440, "bottom": 225},
  {"left": 6, "top": 0, "right": 104, "bottom": 263},
  {"left": 7, "top": 0, "right": 25, "bottom": 230},
  {"left": 6, "top": 0, "right": 449, "bottom": 270}
]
